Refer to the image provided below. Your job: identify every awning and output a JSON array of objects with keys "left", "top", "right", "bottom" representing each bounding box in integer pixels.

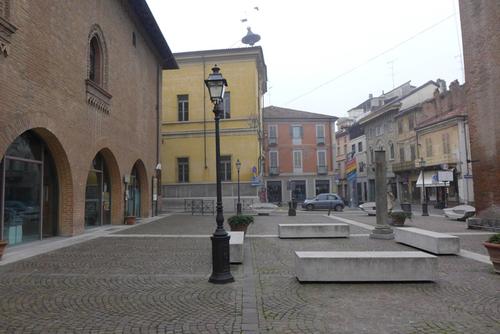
[{"left": 416, "top": 171, "right": 447, "bottom": 188}]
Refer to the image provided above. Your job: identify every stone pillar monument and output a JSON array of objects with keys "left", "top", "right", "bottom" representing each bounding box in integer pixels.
[{"left": 370, "top": 150, "right": 394, "bottom": 239}]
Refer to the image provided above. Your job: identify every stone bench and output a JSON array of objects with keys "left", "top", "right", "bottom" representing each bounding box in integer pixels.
[
  {"left": 295, "top": 251, "right": 437, "bottom": 282},
  {"left": 229, "top": 231, "right": 244, "bottom": 264},
  {"left": 279, "top": 223, "right": 349, "bottom": 238},
  {"left": 395, "top": 227, "right": 460, "bottom": 254}
]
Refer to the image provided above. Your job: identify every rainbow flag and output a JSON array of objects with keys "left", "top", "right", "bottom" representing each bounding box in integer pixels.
[{"left": 346, "top": 157, "right": 357, "bottom": 181}]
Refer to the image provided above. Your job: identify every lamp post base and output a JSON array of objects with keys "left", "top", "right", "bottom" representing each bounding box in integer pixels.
[
  {"left": 369, "top": 226, "right": 395, "bottom": 240},
  {"left": 209, "top": 232, "right": 234, "bottom": 284},
  {"left": 422, "top": 203, "right": 429, "bottom": 216}
]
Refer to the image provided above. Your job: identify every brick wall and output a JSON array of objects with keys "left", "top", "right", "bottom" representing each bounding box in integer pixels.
[
  {"left": 460, "top": 1, "right": 500, "bottom": 224},
  {"left": 0, "top": 0, "right": 162, "bottom": 235}
]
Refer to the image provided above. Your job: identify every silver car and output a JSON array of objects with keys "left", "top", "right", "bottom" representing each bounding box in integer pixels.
[{"left": 301, "top": 193, "right": 344, "bottom": 211}]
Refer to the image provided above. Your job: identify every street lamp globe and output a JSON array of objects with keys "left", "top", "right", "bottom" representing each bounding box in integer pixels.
[
  {"left": 204, "top": 65, "right": 227, "bottom": 105},
  {"left": 236, "top": 159, "right": 241, "bottom": 171}
]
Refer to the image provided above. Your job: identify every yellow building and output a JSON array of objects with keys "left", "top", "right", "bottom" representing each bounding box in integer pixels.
[{"left": 161, "top": 47, "right": 267, "bottom": 211}]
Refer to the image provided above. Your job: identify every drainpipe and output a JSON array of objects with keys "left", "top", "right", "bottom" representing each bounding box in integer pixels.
[
  {"left": 203, "top": 57, "right": 208, "bottom": 169},
  {"left": 155, "top": 63, "right": 161, "bottom": 216}
]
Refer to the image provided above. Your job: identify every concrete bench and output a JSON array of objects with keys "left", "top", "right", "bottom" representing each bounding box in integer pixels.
[
  {"left": 295, "top": 251, "right": 437, "bottom": 282},
  {"left": 250, "top": 203, "right": 278, "bottom": 216},
  {"left": 229, "top": 231, "right": 244, "bottom": 263},
  {"left": 395, "top": 227, "right": 460, "bottom": 254},
  {"left": 279, "top": 223, "right": 349, "bottom": 238}
]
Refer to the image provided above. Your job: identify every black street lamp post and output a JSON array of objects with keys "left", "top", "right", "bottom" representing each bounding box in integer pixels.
[
  {"left": 420, "top": 157, "right": 429, "bottom": 216},
  {"left": 236, "top": 159, "right": 242, "bottom": 215},
  {"left": 205, "top": 65, "right": 234, "bottom": 284}
]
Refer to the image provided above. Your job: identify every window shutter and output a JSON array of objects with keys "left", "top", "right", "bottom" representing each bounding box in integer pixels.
[{"left": 300, "top": 126, "right": 304, "bottom": 138}]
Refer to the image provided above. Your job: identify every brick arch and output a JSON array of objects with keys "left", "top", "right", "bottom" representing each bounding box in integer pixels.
[
  {"left": 32, "top": 128, "right": 74, "bottom": 236},
  {"left": 91, "top": 148, "right": 122, "bottom": 225},
  {"left": 131, "top": 159, "right": 149, "bottom": 217},
  {"left": 1, "top": 127, "right": 74, "bottom": 237}
]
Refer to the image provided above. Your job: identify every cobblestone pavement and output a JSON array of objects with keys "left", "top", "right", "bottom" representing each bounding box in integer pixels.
[{"left": 0, "top": 213, "right": 498, "bottom": 333}]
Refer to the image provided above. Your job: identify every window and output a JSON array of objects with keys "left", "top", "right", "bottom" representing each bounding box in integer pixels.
[
  {"left": 177, "top": 158, "right": 189, "bottom": 183},
  {"left": 269, "top": 151, "right": 279, "bottom": 175},
  {"left": 291, "top": 125, "right": 303, "bottom": 139},
  {"left": 178, "top": 95, "right": 189, "bottom": 122},
  {"left": 316, "top": 124, "right": 325, "bottom": 144},
  {"left": 410, "top": 144, "right": 416, "bottom": 161},
  {"left": 268, "top": 125, "right": 277, "bottom": 145},
  {"left": 293, "top": 150, "right": 302, "bottom": 170},
  {"left": 399, "top": 146, "right": 405, "bottom": 162},
  {"left": 426, "top": 138, "right": 433, "bottom": 157},
  {"left": 343, "top": 144, "right": 347, "bottom": 156},
  {"left": 370, "top": 147, "right": 374, "bottom": 164},
  {"left": 221, "top": 156, "right": 231, "bottom": 181},
  {"left": 317, "top": 150, "right": 327, "bottom": 168},
  {"left": 89, "top": 37, "right": 102, "bottom": 85},
  {"left": 351, "top": 144, "right": 356, "bottom": 154},
  {"left": 376, "top": 125, "right": 384, "bottom": 136},
  {"left": 269, "top": 151, "right": 278, "bottom": 168},
  {"left": 398, "top": 120, "right": 403, "bottom": 134},
  {"left": 291, "top": 125, "right": 303, "bottom": 145},
  {"left": 390, "top": 143, "right": 395, "bottom": 160},
  {"left": 408, "top": 115, "right": 414, "bottom": 130},
  {"left": 358, "top": 142, "right": 363, "bottom": 152},
  {"left": 222, "top": 92, "right": 230, "bottom": 119},
  {"left": 442, "top": 133, "right": 450, "bottom": 154}
]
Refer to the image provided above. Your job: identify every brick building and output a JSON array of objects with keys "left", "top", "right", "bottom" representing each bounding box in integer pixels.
[
  {"left": 263, "top": 106, "right": 338, "bottom": 204},
  {"left": 0, "top": 0, "right": 177, "bottom": 246},
  {"left": 460, "top": 1, "right": 500, "bottom": 230}
]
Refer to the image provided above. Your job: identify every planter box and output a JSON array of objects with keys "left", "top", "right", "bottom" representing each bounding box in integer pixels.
[{"left": 484, "top": 242, "right": 500, "bottom": 274}]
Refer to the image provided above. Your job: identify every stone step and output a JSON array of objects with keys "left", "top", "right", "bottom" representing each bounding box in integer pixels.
[
  {"left": 279, "top": 223, "right": 349, "bottom": 238},
  {"left": 395, "top": 227, "right": 460, "bottom": 254},
  {"left": 229, "top": 231, "right": 244, "bottom": 264},
  {"left": 295, "top": 251, "right": 437, "bottom": 282}
]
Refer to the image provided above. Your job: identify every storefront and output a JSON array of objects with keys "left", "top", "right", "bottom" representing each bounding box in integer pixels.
[{"left": 0, "top": 131, "right": 58, "bottom": 245}]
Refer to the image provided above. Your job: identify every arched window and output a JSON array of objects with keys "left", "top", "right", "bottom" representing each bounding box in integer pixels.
[{"left": 89, "top": 36, "right": 102, "bottom": 85}]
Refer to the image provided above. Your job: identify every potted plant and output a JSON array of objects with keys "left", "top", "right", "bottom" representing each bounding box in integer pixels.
[
  {"left": 388, "top": 210, "right": 412, "bottom": 226},
  {"left": 227, "top": 214, "right": 254, "bottom": 234},
  {"left": 0, "top": 240, "right": 7, "bottom": 260},
  {"left": 484, "top": 233, "right": 500, "bottom": 274},
  {"left": 124, "top": 215, "right": 136, "bottom": 225}
]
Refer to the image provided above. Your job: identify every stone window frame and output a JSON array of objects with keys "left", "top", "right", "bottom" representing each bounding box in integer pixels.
[
  {"left": 85, "top": 24, "right": 111, "bottom": 114},
  {"left": 86, "top": 24, "right": 109, "bottom": 89}
]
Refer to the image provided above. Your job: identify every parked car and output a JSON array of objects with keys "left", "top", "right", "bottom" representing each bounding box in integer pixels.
[
  {"left": 443, "top": 204, "right": 475, "bottom": 221},
  {"left": 301, "top": 193, "right": 344, "bottom": 211},
  {"left": 359, "top": 202, "right": 376, "bottom": 216}
]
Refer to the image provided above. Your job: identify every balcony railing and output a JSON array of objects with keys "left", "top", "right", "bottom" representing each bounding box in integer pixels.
[
  {"left": 269, "top": 166, "right": 279, "bottom": 175},
  {"left": 269, "top": 137, "right": 277, "bottom": 146},
  {"left": 317, "top": 165, "right": 328, "bottom": 175},
  {"left": 391, "top": 160, "right": 416, "bottom": 172},
  {"left": 316, "top": 136, "right": 325, "bottom": 145}
]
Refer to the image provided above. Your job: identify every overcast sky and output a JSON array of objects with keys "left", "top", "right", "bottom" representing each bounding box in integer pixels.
[{"left": 146, "top": 0, "right": 464, "bottom": 118}]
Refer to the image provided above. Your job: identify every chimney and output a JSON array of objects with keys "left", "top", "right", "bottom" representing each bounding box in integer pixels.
[
  {"left": 437, "top": 79, "right": 447, "bottom": 93},
  {"left": 369, "top": 93, "right": 373, "bottom": 99}
]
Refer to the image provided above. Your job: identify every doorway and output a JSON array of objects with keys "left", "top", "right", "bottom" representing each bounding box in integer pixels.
[
  {"left": 266, "top": 181, "right": 282, "bottom": 204},
  {"left": 1, "top": 131, "right": 59, "bottom": 245},
  {"left": 85, "top": 153, "right": 111, "bottom": 227}
]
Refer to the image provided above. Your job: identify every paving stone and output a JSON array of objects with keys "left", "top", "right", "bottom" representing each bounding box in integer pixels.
[{"left": 0, "top": 213, "right": 498, "bottom": 333}]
